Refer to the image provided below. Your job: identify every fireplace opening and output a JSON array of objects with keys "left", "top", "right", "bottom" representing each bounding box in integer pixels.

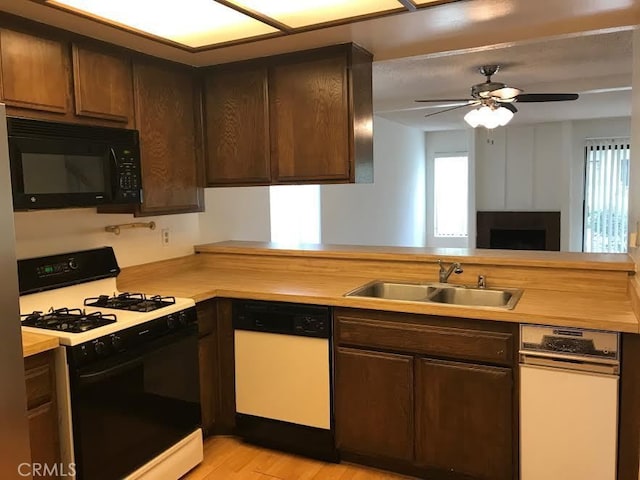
[
  {"left": 477, "top": 212, "right": 560, "bottom": 251},
  {"left": 490, "top": 229, "right": 546, "bottom": 250}
]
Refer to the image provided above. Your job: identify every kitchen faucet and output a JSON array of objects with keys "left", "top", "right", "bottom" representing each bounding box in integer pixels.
[{"left": 437, "top": 260, "right": 463, "bottom": 283}]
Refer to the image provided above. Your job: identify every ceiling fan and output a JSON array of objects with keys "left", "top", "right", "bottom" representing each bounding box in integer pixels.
[{"left": 415, "top": 65, "right": 580, "bottom": 128}]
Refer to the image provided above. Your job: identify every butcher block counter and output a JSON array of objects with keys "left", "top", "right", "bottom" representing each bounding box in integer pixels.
[
  {"left": 116, "top": 241, "right": 640, "bottom": 333},
  {"left": 22, "top": 331, "right": 59, "bottom": 357}
]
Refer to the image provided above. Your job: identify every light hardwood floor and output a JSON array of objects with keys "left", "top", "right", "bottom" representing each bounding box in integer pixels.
[{"left": 184, "top": 436, "right": 414, "bottom": 480}]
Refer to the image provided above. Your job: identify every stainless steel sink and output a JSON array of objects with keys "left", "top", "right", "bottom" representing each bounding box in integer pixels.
[
  {"left": 345, "top": 281, "right": 437, "bottom": 302},
  {"left": 345, "top": 281, "right": 522, "bottom": 309},
  {"left": 427, "top": 285, "right": 521, "bottom": 308}
]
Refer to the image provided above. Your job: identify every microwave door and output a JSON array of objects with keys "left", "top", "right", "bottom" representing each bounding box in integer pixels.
[{"left": 10, "top": 138, "right": 112, "bottom": 210}]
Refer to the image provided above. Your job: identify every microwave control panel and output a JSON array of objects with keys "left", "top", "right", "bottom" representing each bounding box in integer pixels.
[{"left": 113, "top": 147, "right": 141, "bottom": 201}]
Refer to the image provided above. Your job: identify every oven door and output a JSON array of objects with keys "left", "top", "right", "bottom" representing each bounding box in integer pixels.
[
  {"left": 69, "top": 327, "right": 200, "bottom": 480},
  {"left": 9, "top": 136, "right": 115, "bottom": 210}
]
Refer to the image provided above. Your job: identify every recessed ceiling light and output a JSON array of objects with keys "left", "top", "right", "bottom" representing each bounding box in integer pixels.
[
  {"left": 226, "top": 0, "right": 405, "bottom": 28},
  {"left": 48, "top": 0, "right": 279, "bottom": 48}
]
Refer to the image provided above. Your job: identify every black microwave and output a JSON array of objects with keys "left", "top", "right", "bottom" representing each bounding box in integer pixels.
[{"left": 7, "top": 117, "right": 142, "bottom": 210}]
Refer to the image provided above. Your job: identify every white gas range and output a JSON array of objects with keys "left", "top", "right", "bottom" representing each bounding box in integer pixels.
[{"left": 18, "top": 247, "right": 203, "bottom": 480}]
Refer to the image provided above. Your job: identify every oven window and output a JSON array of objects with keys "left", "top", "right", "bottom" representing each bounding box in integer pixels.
[
  {"left": 21, "top": 153, "right": 105, "bottom": 194},
  {"left": 71, "top": 333, "right": 200, "bottom": 480}
]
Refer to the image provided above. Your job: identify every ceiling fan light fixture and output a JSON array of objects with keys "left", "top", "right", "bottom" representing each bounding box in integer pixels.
[
  {"left": 463, "top": 108, "right": 482, "bottom": 128},
  {"left": 490, "top": 86, "right": 523, "bottom": 100},
  {"left": 464, "top": 105, "right": 514, "bottom": 129},
  {"left": 495, "top": 106, "right": 514, "bottom": 126}
]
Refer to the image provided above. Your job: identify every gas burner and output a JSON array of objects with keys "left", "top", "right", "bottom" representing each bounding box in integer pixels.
[
  {"left": 21, "top": 307, "right": 117, "bottom": 333},
  {"left": 84, "top": 292, "right": 176, "bottom": 312}
]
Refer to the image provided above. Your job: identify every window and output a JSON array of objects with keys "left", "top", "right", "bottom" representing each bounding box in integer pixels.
[
  {"left": 583, "top": 138, "right": 630, "bottom": 253},
  {"left": 270, "top": 185, "right": 321, "bottom": 245},
  {"left": 433, "top": 155, "right": 469, "bottom": 238}
]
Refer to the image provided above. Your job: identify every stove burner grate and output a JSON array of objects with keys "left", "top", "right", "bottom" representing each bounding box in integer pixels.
[
  {"left": 84, "top": 292, "right": 176, "bottom": 312},
  {"left": 21, "top": 307, "right": 117, "bottom": 333}
]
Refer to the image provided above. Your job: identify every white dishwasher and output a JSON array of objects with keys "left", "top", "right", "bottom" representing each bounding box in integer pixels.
[
  {"left": 520, "top": 324, "right": 620, "bottom": 480},
  {"left": 233, "top": 300, "right": 337, "bottom": 461}
]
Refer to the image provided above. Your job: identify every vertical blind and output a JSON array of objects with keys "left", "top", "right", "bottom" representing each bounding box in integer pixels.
[{"left": 583, "top": 138, "right": 630, "bottom": 253}]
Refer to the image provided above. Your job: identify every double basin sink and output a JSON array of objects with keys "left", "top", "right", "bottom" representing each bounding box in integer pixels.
[{"left": 345, "top": 281, "right": 523, "bottom": 310}]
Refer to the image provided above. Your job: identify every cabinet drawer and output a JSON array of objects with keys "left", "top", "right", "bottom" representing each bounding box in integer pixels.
[
  {"left": 25, "top": 356, "right": 53, "bottom": 410},
  {"left": 336, "top": 315, "right": 513, "bottom": 366}
]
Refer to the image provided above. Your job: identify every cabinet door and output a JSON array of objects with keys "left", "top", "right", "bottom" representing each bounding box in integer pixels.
[
  {"left": 198, "top": 333, "right": 218, "bottom": 435},
  {"left": 269, "top": 55, "right": 350, "bottom": 182},
  {"left": 197, "top": 300, "right": 218, "bottom": 435},
  {"left": 72, "top": 44, "right": 134, "bottom": 124},
  {"left": 415, "top": 358, "right": 513, "bottom": 480},
  {"left": 0, "top": 29, "right": 69, "bottom": 114},
  {"left": 205, "top": 67, "right": 270, "bottom": 185},
  {"left": 133, "top": 62, "right": 203, "bottom": 215},
  {"left": 27, "top": 402, "right": 60, "bottom": 479},
  {"left": 25, "top": 352, "right": 60, "bottom": 479},
  {"left": 335, "top": 347, "right": 414, "bottom": 461}
]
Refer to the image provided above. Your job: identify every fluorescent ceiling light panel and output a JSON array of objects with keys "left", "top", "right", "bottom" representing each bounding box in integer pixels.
[
  {"left": 48, "top": 0, "right": 279, "bottom": 47},
  {"left": 227, "top": 0, "right": 404, "bottom": 28}
]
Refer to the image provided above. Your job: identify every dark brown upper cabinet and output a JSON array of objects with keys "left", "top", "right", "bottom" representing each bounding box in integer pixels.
[
  {"left": 72, "top": 44, "right": 134, "bottom": 125},
  {"left": 204, "top": 66, "right": 270, "bottom": 185},
  {"left": 0, "top": 29, "right": 70, "bottom": 114},
  {"left": 131, "top": 61, "right": 204, "bottom": 216},
  {"left": 204, "top": 43, "right": 373, "bottom": 186}
]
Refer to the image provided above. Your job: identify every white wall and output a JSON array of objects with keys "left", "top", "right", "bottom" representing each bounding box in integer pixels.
[
  {"left": 198, "top": 187, "right": 271, "bottom": 243},
  {"left": 14, "top": 209, "right": 199, "bottom": 267},
  {"left": 474, "top": 117, "right": 630, "bottom": 251},
  {"left": 321, "top": 116, "right": 426, "bottom": 247},
  {"left": 425, "top": 129, "right": 475, "bottom": 248}
]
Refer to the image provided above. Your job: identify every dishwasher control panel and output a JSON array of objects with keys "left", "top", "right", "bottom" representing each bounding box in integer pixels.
[
  {"left": 520, "top": 324, "right": 619, "bottom": 361},
  {"left": 233, "top": 300, "right": 331, "bottom": 339}
]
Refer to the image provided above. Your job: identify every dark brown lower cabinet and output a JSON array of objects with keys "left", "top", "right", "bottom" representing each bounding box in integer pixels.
[
  {"left": 198, "top": 333, "right": 217, "bottom": 435},
  {"left": 334, "top": 309, "right": 518, "bottom": 479},
  {"left": 415, "top": 358, "right": 513, "bottom": 480},
  {"left": 335, "top": 347, "right": 414, "bottom": 462},
  {"left": 24, "top": 351, "right": 60, "bottom": 480},
  {"left": 197, "top": 300, "right": 218, "bottom": 436}
]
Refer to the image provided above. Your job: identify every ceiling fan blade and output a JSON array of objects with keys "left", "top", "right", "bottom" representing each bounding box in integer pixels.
[
  {"left": 500, "top": 102, "right": 518, "bottom": 113},
  {"left": 424, "top": 102, "right": 478, "bottom": 118},
  {"left": 516, "top": 93, "right": 579, "bottom": 103},
  {"left": 415, "top": 98, "right": 474, "bottom": 103}
]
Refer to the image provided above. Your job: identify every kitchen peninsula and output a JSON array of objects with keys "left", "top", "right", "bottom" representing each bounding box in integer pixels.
[
  {"left": 17, "top": 241, "right": 640, "bottom": 479},
  {"left": 112, "top": 241, "right": 640, "bottom": 480}
]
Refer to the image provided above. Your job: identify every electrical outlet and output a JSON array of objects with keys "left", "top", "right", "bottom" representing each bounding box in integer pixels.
[{"left": 161, "top": 228, "right": 170, "bottom": 247}]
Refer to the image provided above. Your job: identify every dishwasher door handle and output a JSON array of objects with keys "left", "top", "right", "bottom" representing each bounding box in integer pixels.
[{"left": 520, "top": 352, "right": 619, "bottom": 375}]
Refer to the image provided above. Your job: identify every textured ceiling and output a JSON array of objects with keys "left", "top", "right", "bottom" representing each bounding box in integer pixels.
[{"left": 374, "top": 30, "right": 634, "bottom": 130}]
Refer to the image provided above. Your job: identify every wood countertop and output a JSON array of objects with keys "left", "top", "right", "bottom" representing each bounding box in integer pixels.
[
  {"left": 22, "top": 331, "right": 59, "bottom": 358},
  {"left": 195, "top": 241, "right": 636, "bottom": 272},
  {"left": 118, "top": 253, "right": 640, "bottom": 333}
]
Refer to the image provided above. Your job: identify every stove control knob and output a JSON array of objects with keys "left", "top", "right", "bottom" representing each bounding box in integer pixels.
[
  {"left": 111, "top": 334, "right": 123, "bottom": 350},
  {"left": 68, "top": 259, "right": 78, "bottom": 270},
  {"left": 178, "top": 311, "right": 187, "bottom": 326},
  {"left": 167, "top": 314, "right": 176, "bottom": 329},
  {"left": 94, "top": 340, "right": 106, "bottom": 355}
]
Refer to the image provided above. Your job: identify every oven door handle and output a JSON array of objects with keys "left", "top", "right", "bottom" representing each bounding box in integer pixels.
[{"left": 77, "top": 356, "right": 143, "bottom": 386}]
